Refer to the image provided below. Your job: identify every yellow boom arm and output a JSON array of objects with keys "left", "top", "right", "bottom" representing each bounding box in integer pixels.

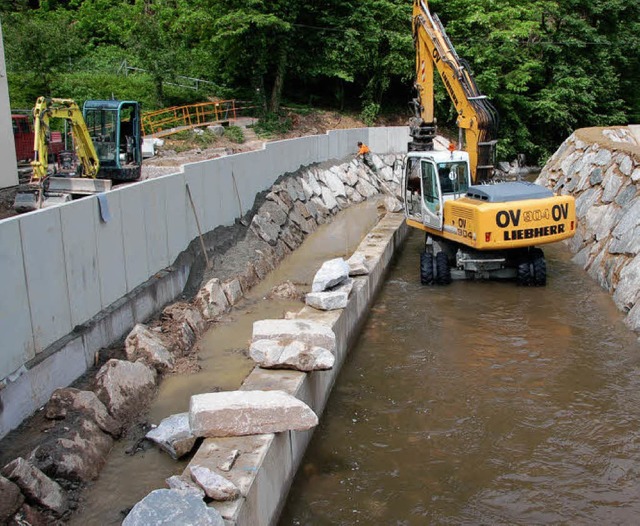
[
  {"left": 411, "top": 0, "right": 498, "bottom": 183},
  {"left": 31, "top": 97, "right": 100, "bottom": 180}
]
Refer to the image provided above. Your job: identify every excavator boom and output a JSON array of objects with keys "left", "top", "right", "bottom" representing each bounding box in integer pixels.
[
  {"left": 410, "top": 0, "right": 498, "bottom": 182},
  {"left": 31, "top": 97, "right": 100, "bottom": 181}
]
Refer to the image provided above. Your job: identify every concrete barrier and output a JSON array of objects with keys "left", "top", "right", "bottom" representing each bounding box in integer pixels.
[
  {"left": 0, "top": 126, "right": 410, "bottom": 439},
  {"left": 185, "top": 213, "right": 409, "bottom": 525}
]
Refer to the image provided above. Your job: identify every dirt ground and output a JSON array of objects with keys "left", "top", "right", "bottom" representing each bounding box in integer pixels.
[{"left": 0, "top": 110, "right": 376, "bottom": 220}]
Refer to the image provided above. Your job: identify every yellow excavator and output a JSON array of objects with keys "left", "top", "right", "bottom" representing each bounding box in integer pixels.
[
  {"left": 402, "top": 0, "right": 576, "bottom": 285},
  {"left": 14, "top": 97, "right": 142, "bottom": 212}
]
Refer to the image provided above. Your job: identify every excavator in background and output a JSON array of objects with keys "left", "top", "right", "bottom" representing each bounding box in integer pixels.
[
  {"left": 14, "top": 97, "right": 142, "bottom": 212},
  {"left": 402, "top": 0, "right": 576, "bottom": 285}
]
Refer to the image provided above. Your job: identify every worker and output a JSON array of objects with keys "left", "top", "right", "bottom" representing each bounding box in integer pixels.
[{"left": 356, "top": 141, "right": 375, "bottom": 171}]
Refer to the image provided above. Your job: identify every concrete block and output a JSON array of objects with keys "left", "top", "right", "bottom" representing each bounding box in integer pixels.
[
  {"left": 367, "top": 126, "right": 388, "bottom": 154},
  {"left": 315, "top": 134, "right": 329, "bottom": 163},
  {"left": 0, "top": 219, "right": 34, "bottom": 379},
  {"left": 163, "top": 173, "right": 189, "bottom": 263},
  {"left": 140, "top": 178, "right": 170, "bottom": 275},
  {"left": 116, "top": 184, "right": 150, "bottom": 293},
  {"left": 94, "top": 190, "right": 127, "bottom": 309},
  {"left": 19, "top": 208, "right": 72, "bottom": 353},
  {"left": 60, "top": 198, "right": 102, "bottom": 328}
]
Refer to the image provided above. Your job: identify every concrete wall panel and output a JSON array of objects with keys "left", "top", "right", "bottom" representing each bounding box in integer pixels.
[
  {"left": 204, "top": 158, "right": 229, "bottom": 229},
  {"left": 116, "top": 184, "right": 150, "bottom": 292},
  {"left": 184, "top": 164, "right": 206, "bottom": 243},
  {"left": 141, "top": 178, "right": 170, "bottom": 275},
  {"left": 19, "top": 208, "right": 72, "bottom": 353},
  {"left": 60, "top": 198, "right": 102, "bottom": 327},
  {"left": 382, "top": 126, "right": 410, "bottom": 153},
  {"left": 368, "top": 126, "right": 388, "bottom": 153},
  {"left": 315, "top": 134, "right": 329, "bottom": 163},
  {"left": 164, "top": 173, "right": 188, "bottom": 263},
  {"left": 0, "top": 220, "right": 33, "bottom": 378},
  {"left": 94, "top": 191, "right": 127, "bottom": 309}
]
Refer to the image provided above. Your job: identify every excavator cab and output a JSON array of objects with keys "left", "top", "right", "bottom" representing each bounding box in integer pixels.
[
  {"left": 83, "top": 100, "right": 142, "bottom": 182},
  {"left": 403, "top": 149, "right": 472, "bottom": 231}
]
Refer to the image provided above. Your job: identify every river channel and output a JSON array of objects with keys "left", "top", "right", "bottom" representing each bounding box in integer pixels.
[
  {"left": 67, "top": 200, "right": 382, "bottom": 525},
  {"left": 280, "top": 229, "right": 640, "bottom": 525}
]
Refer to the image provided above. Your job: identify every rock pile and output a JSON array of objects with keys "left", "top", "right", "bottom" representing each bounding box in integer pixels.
[{"left": 537, "top": 126, "right": 640, "bottom": 330}]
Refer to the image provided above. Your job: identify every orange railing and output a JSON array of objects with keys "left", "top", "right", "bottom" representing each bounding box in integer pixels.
[{"left": 142, "top": 100, "right": 257, "bottom": 137}]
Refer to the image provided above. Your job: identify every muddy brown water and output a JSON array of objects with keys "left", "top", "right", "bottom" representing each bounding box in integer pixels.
[
  {"left": 67, "top": 199, "right": 382, "bottom": 525},
  {"left": 279, "top": 229, "right": 640, "bottom": 525}
]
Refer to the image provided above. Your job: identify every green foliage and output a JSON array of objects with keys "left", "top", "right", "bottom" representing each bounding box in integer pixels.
[
  {"left": 360, "top": 102, "right": 380, "bottom": 127},
  {"left": 1, "top": 0, "right": 639, "bottom": 162},
  {"left": 224, "top": 125, "right": 245, "bottom": 143},
  {"left": 253, "top": 113, "right": 292, "bottom": 138}
]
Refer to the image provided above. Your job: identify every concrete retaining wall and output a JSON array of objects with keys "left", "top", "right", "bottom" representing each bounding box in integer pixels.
[
  {"left": 0, "top": 126, "right": 410, "bottom": 439},
  {"left": 184, "top": 213, "right": 409, "bottom": 525},
  {"left": 537, "top": 125, "right": 640, "bottom": 330}
]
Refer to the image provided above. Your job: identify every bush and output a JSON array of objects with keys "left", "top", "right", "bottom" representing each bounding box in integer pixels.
[
  {"left": 360, "top": 102, "right": 380, "bottom": 127},
  {"left": 253, "top": 113, "right": 292, "bottom": 138},
  {"left": 224, "top": 125, "right": 245, "bottom": 143}
]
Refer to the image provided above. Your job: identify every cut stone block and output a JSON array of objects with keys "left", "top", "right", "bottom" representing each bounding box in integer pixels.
[
  {"left": 189, "top": 390, "right": 318, "bottom": 437},
  {"left": 311, "top": 257, "right": 350, "bottom": 292},
  {"left": 250, "top": 339, "right": 335, "bottom": 371},
  {"left": 146, "top": 413, "right": 197, "bottom": 460},
  {"left": 347, "top": 253, "right": 370, "bottom": 276},
  {"left": 123, "top": 489, "right": 224, "bottom": 526},
  {"left": 252, "top": 319, "right": 336, "bottom": 353},
  {"left": 189, "top": 465, "right": 240, "bottom": 501}
]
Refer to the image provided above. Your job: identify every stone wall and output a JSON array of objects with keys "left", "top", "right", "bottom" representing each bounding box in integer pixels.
[{"left": 536, "top": 125, "right": 640, "bottom": 330}]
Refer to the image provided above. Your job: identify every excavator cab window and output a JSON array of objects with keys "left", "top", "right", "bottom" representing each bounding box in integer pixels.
[
  {"left": 85, "top": 108, "right": 118, "bottom": 165},
  {"left": 437, "top": 161, "right": 469, "bottom": 195}
]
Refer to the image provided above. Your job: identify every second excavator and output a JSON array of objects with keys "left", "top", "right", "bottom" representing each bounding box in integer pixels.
[{"left": 402, "top": 0, "right": 576, "bottom": 286}]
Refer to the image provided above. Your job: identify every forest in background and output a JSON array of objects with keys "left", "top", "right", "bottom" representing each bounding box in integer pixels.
[{"left": 1, "top": 0, "right": 639, "bottom": 163}]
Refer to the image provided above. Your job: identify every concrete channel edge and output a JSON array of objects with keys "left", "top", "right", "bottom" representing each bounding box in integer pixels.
[{"left": 184, "top": 213, "right": 409, "bottom": 526}]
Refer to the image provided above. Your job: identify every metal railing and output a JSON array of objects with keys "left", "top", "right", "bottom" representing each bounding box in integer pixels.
[{"left": 142, "top": 100, "right": 244, "bottom": 137}]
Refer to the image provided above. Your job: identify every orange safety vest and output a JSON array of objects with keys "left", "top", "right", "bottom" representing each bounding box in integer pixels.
[{"left": 358, "top": 144, "right": 370, "bottom": 155}]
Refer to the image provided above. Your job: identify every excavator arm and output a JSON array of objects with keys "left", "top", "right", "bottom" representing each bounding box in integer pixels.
[
  {"left": 31, "top": 97, "right": 100, "bottom": 181},
  {"left": 410, "top": 0, "right": 498, "bottom": 183}
]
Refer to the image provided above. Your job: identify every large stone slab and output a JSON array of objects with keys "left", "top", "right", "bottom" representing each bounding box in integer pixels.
[
  {"left": 252, "top": 319, "right": 336, "bottom": 352},
  {"left": 123, "top": 489, "right": 224, "bottom": 526},
  {"left": 1, "top": 458, "right": 68, "bottom": 516},
  {"left": 311, "top": 257, "right": 350, "bottom": 292},
  {"left": 250, "top": 339, "right": 335, "bottom": 371},
  {"left": 189, "top": 390, "right": 318, "bottom": 437},
  {"left": 146, "top": 412, "right": 197, "bottom": 460},
  {"left": 306, "top": 278, "right": 354, "bottom": 311},
  {"left": 95, "top": 359, "right": 157, "bottom": 423}
]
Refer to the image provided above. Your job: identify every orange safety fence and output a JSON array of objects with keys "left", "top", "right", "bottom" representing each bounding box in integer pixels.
[{"left": 141, "top": 100, "right": 257, "bottom": 137}]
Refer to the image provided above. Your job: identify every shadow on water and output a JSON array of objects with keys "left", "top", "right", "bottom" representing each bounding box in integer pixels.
[{"left": 280, "top": 229, "right": 640, "bottom": 525}]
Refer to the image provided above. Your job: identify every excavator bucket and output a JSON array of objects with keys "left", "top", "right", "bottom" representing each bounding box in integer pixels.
[{"left": 13, "top": 191, "right": 72, "bottom": 213}]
